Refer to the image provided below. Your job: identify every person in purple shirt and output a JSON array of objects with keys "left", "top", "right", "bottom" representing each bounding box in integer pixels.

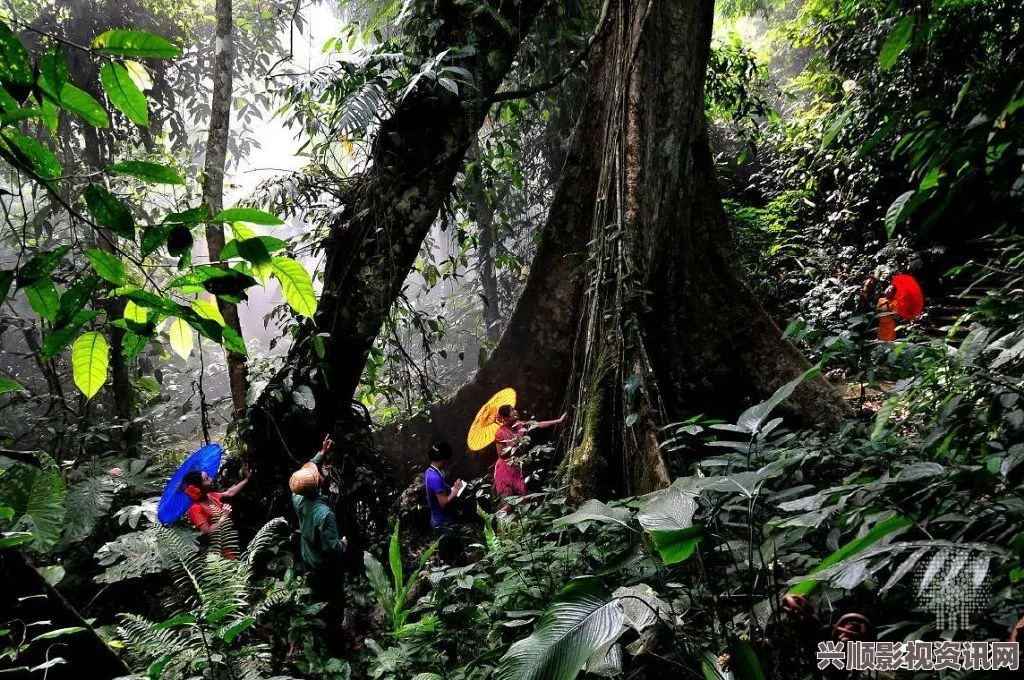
[{"left": 424, "top": 441, "right": 466, "bottom": 564}]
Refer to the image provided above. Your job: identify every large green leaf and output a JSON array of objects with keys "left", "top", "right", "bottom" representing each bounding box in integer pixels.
[
  {"left": 214, "top": 208, "right": 284, "bottom": 225},
  {"left": 389, "top": 521, "right": 404, "bottom": 601},
  {"left": 56, "top": 275, "right": 99, "bottom": 326},
  {"left": 100, "top": 62, "right": 148, "bottom": 126},
  {"left": 364, "top": 550, "right": 395, "bottom": 613},
  {"left": 0, "top": 451, "right": 67, "bottom": 551},
  {"left": 555, "top": 499, "right": 633, "bottom": 529},
  {"left": 72, "top": 331, "right": 109, "bottom": 399},
  {"left": 788, "top": 515, "right": 913, "bottom": 596},
  {"left": 270, "top": 257, "right": 317, "bottom": 318},
  {"left": 495, "top": 577, "right": 625, "bottom": 680},
  {"left": 735, "top": 366, "right": 820, "bottom": 434},
  {"left": 16, "top": 246, "right": 70, "bottom": 288},
  {"left": 0, "top": 21, "right": 33, "bottom": 89},
  {"left": 93, "top": 30, "right": 181, "bottom": 59},
  {"left": 84, "top": 184, "right": 135, "bottom": 239},
  {"left": 879, "top": 16, "right": 914, "bottom": 71},
  {"left": 1, "top": 129, "right": 61, "bottom": 178},
  {"left": 884, "top": 190, "right": 917, "bottom": 238},
  {"left": 729, "top": 639, "right": 767, "bottom": 680},
  {"left": 57, "top": 83, "right": 109, "bottom": 127},
  {"left": 85, "top": 248, "right": 127, "bottom": 285},
  {"left": 107, "top": 160, "right": 184, "bottom": 185},
  {"left": 42, "top": 310, "right": 101, "bottom": 360},
  {"left": 37, "top": 47, "right": 69, "bottom": 100},
  {"left": 635, "top": 484, "right": 706, "bottom": 564},
  {"left": 25, "top": 276, "right": 59, "bottom": 322}
]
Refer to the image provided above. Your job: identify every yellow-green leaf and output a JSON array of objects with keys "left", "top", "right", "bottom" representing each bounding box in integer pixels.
[
  {"left": 1, "top": 129, "right": 61, "bottom": 179},
  {"left": 123, "top": 60, "right": 153, "bottom": 91},
  {"left": 58, "top": 83, "right": 109, "bottom": 128},
  {"left": 100, "top": 62, "right": 148, "bottom": 126},
  {"left": 93, "top": 30, "right": 181, "bottom": 59},
  {"left": 191, "top": 298, "right": 225, "bottom": 325},
  {"left": 214, "top": 208, "right": 283, "bottom": 226},
  {"left": 72, "top": 331, "right": 108, "bottom": 399},
  {"left": 168, "top": 317, "right": 193, "bottom": 359},
  {"left": 123, "top": 300, "right": 147, "bottom": 324},
  {"left": 270, "top": 257, "right": 317, "bottom": 319},
  {"left": 107, "top": 160, "right": 184, "bottom": 185}
]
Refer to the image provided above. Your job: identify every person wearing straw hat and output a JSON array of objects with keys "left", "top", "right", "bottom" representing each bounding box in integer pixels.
[{"left": 290, "top": 434, "right": 348, "bottom": 650}]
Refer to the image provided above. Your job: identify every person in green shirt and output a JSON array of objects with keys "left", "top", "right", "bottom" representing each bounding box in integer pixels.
[{"left": 290, "top": 434, "right": 348, "bottom": 652}]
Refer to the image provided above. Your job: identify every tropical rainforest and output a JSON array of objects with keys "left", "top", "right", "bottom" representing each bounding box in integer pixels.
[{"left": 1, "top": 0, "right": 1023, "bottom": 678}]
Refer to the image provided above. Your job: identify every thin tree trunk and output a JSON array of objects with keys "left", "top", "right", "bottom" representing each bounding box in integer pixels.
[
  {"left": 466, "top": 138, "right": 503, "bottom": 345},
  {"left": 202, "top": 0, "right": 248, "bottom": 418}
]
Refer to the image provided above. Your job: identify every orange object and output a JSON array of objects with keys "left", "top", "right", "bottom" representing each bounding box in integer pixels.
[
  {"left": 877, "top": 297, "right": 897, "bottom": 341},
  {"left": 467, "top": 388, "right": 517, "bottom": 451}
]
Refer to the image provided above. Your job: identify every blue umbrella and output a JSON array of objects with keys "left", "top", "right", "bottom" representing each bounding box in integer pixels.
[{"left": 157, "top": 444, "right": 223, "bottom": 525}]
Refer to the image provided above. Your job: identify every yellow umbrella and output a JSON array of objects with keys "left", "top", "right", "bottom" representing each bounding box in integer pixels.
[{"left": 467, "top": 388, "right": 516, "bottom": 452}]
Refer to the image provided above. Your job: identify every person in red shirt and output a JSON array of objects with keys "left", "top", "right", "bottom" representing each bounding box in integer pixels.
[
  {"left": 493, "top": 405, "right": 565, "bottom": 506},
  {"left": 182, "top": 469, "right": 250, "bottom": 558}
]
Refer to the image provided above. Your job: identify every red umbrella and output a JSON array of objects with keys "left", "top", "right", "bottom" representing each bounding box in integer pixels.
[{"left": 890, "top": 273, "right": 924, "bottom": 321}]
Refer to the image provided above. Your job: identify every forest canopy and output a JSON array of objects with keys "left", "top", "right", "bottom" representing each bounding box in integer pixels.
[{"left": 2, "top": 0, "right": 1023, "bottom": 678}]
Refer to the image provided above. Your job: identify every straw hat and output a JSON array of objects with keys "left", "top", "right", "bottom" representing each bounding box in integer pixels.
[{"left": 289, "top": 462, "right": 322, "bottom": 496}]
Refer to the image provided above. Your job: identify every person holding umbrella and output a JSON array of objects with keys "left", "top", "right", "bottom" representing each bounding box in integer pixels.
[
  {"left": 289, "top": 434, "right": 348, "bottom": 650},
  {"left": 157, "top": 443, "right": 249, "bottom": 559},
  {"left": 493, "top": 405, "right": 565, "bottom": 503},
  {"left": 182, "top": 468, "right": 250, "bottom": 536}
]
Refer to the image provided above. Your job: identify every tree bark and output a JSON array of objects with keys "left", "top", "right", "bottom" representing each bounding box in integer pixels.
[
  {"left": 373, "top": 31, "right": 617, "bottom": 487},
  {"left": 562, "top": 0, "right": 846, "bottom": 499},
  {"left": 466, "top": 138, "right": 503, "bottom": 345},
  {"left": 376, "top": 0, "right": 847, "bottom": 498},
  {"left": 202, "top": 0, "right": 249, "bottom": 419},
  {"left": 243, "top": 0, "right": 550, "bottom": 519}
]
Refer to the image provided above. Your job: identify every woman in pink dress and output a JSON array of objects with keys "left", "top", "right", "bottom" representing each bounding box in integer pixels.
[{"left": 493, "top": 405, "right": 565, "bottom": 508}]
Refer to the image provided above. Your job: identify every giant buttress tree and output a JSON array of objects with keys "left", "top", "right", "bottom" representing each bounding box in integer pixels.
[{"left": 376, "top": 0, "right": 847, "bottom": 498}]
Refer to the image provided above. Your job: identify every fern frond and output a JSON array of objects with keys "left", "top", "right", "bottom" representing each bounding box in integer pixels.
[
  {"left": 209, "top": 517, "right": 240, "bottom": 559},
  {"left": 61, "top": 473, "right": 118, "bottom": 544},
  {"left": 244, "top": 517, "right": 290, "bottom": 565}
]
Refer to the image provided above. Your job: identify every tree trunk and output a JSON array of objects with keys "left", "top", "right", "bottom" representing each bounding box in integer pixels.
[
  {"left": 466, "top": 138, "right": 503, "bottom": 345},
  {"left": 202, "top": 0, "right": 249, "bottom": 419},
  {"left": 243, "top": 0, "right": 550, "bottom": 521},
  {"left": 376, "top": 0, "right": 847, "bottom": 498},
  {"left": 373, "top": 29, "right": 617, "bottom": 487},
  {"left": 563, "top": 0, "right": 847, "bottom": 499}
]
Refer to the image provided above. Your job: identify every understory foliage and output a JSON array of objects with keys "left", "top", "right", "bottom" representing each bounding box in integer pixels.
[
  {"left": 2, "top": 0, "right": 1024, "bottom": 679},
  {"left": 355, "top": 322, "right": 1024, "bottom": 678}
]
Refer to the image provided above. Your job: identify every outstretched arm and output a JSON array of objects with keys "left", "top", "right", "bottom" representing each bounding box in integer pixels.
[
  {"left": 528, "top": 412, "right": 567, "bottom": 431},
  {"left": 220, "top": 470, "right": 251, "bottom": 499}
]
